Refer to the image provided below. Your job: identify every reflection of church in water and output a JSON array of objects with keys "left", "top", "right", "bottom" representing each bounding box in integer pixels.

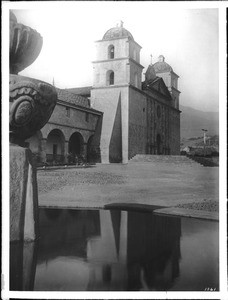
[
  {"left": 27, "top": 21, "right": 181, "bottom": 164},
  {"left": 10, "top": 208, "right": 181, "bottom": 291}
]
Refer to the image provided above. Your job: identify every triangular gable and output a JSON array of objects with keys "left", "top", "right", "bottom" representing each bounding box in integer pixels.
[{"left": 144, "top": 77, "right": 172, "bottom": 100}]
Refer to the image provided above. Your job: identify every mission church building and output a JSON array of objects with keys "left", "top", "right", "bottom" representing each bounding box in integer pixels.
[
  {"left": 90, "top": 21, "right": 180, "bottom": 163},
  {"left": 27, "top": 22, "right": 181, "bottom": 164}
]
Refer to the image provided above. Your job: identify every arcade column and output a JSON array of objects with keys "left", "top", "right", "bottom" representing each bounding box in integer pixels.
[
  {"left": 82, "top": 143, "right": 87, "bottom": 160},
  {"left": 64, "top": 141, "right": 69, "bottom": 164}
]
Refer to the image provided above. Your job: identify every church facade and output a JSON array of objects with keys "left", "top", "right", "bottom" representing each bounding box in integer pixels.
[{"left": 27, "top": 23, "right": 181, "bottom": 165}]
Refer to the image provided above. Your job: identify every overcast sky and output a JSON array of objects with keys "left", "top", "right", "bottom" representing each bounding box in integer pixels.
[{"left": 8, "top": 2, "right": 223, "bottom": 112}]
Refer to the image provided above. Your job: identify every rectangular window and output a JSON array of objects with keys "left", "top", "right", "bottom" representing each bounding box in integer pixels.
[
  {"left": 66, "top": 107, "right": 70, "bottom": 117},
  {"left": 85, "top": 112, "right": 89, "bottom": 122}
]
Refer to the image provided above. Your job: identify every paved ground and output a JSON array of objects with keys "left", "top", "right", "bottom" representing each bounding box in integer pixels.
[{"left": 37, "top": 160, "right": 219, "bottom": 219}]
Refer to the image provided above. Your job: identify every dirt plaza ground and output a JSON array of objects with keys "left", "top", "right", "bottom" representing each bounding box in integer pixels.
[{"left": 37, "top": 159, "right": 219, "bottom": 219}]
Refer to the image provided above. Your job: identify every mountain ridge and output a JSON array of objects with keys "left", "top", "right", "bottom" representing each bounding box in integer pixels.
[{"left": 180, "top": 104, "right": 219, "bottom": 139}]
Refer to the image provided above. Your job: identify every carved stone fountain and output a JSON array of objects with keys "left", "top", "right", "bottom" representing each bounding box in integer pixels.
[{"left": 10, "top": 11, "right": 57, "bottom": 241}]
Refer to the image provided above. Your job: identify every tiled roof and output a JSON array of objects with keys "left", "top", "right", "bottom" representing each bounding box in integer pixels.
[
  {"left": 142, "top": 76, "right": 160, "bottom": 88},
  {"left": 56, "top": 88, "right": 90, "bottom": 108},
  {"left": 67, "top": 86, "right": 92, "bottom": 96}
]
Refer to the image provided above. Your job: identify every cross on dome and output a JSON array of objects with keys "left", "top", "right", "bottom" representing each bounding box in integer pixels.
[
  {"left": 116, "top": 20, "right": 124, "bottom": 27},
  {"left": 158, "top": 55, "right": 165, "bottom": 62}
]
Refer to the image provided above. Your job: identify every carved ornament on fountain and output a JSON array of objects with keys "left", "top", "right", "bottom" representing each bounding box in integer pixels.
[
  {"left": 9, "top": 11, "right": 57, "bottom": 145},
  {"left": 10, "top": 75, "right": 57, "bottom": 144}
]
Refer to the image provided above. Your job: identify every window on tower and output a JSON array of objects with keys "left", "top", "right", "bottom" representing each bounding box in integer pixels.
[
  {"left": 107, "top": 70, "right": 114, "bottom": 85},
  {"left": 109, "top": 71, "right": 114, "bottom": 85},
  {"left": 108, "top": 45, "right": 115, "bottom": 59}
]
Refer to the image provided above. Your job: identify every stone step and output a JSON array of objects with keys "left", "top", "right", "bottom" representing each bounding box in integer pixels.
[{"left": 129, "top": 154, "right": 202, "bottom": 166}]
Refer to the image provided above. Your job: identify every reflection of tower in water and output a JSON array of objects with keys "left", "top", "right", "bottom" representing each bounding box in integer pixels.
[
  {"left": 127, "top": 211, "right": 181, "bottom": 290},
  {"left": 87, "top": 210, "right": 128, "bottom": 290},
  {"left": 86, "top": 209, "right": 181, "bottom": 291}
]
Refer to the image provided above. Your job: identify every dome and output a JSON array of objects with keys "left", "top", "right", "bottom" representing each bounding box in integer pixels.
[
  {"left": 153, "top": 55, "right": 173, "bottom": 73},
  {"left": 103, "top": 22, "right": 134, "bottom": 41}
]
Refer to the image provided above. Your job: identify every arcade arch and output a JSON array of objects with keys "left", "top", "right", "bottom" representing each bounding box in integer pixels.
[
  {"left": 108, "top": 45, "right": 115, "bottom": 59},
  {"left": 68, "top": 132, "right": 84, "bottom": 162},
  {"left": 46, "top": 129, "right": 65, "bottom": 163}
]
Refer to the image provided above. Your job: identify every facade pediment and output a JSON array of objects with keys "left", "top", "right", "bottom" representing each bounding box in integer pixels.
[{"left": 143, "top": 77, "right": 172, "bottom": 100}]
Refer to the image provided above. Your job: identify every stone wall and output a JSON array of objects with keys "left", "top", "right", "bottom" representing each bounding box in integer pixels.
[
  {"left": 128, "top": 61, "right": 143, "bottom": 88},
  {"left": 146, "top": 96, "right": 180, "bottom": 155},
  {"left": 128, "top": 39, "right": 141, "bottom": 63},
  {"left": 91, "top": 86, "right": 129, "bottom": 163},
  {"left": 128, "top": 88, "right": 147, "bottom": 159}
]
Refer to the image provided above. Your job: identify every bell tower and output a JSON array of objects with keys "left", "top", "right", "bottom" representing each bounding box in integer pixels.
[
  {"left": 91, "top": 22, "right": 143, "bottom": 163},
  {"left": 153, "top": 55, "right": 180, "bottom": 110},
  {"left": 92, "top": 21, "right": 143, "bottom": 89}
]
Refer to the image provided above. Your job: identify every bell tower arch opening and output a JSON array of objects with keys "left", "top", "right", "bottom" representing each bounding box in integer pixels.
[
  {"left": 107, "top": 70, "right": 114, "bottom": 86},
  {"left": 108, "top": 45, "right": 115, "bottom": 59}
]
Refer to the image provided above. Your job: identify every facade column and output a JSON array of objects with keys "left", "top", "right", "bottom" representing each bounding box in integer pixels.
[
  {"left": 40, "top": 138, "right": 47, "bottom": 163},
  {"left": 64, "top": 141, "right": 69, "bottom": 164}
]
